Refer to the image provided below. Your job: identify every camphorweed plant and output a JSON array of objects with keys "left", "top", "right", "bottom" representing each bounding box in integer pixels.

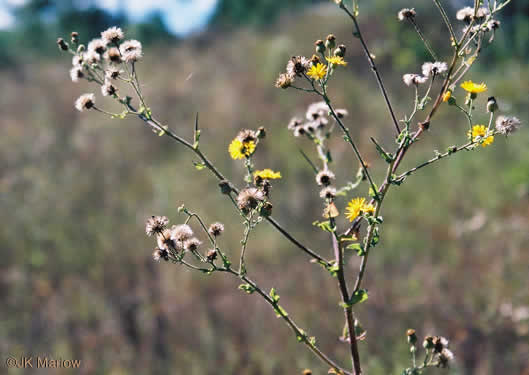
[{"left": 57, "top": 1, "right": 519, "bottom": 374}]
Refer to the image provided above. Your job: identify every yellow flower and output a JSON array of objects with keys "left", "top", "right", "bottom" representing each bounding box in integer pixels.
[
  {"left": 467, "top": 125, "right": 494, "bottom": 147},
  {"left": 307, "top": 63, "right": 328, "bottom": 80},
  {"left": 229, "top": 138, "right": 256, "bottom": 160},
  {"left": 254, "top": 169, "right": 282, "bottom": 180},
  {"left": 442, "top": 90, "right": 452, "bottom": 102},
  {"left": 325, "top": 56, "right": 347, "bottom": 66},
  {"left": 345, "top": 198, "right": 375, "bottom": 222},
  {"left": 461, "top": 80, "right": 487, "bottom": 94}
]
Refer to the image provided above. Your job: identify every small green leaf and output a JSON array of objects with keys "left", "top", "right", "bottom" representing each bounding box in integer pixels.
[
  {"left": 350, "top": 289, "right": 368, "bottom": 305},
  {"left": 371, "top": 137, "right": 394, "bottom": 163},
  {"left": 312, "top": 220, "right": 334, "bottom": 233},
  {"left": 269, "top": 288, "right": 280, "bottom": 303},
  {"left": 238, "top": 284, "right": 256, "bottom": 294},
  {"left": 193, "top": 162, "right": 206, "bottom": 170},
  {"left": 346, "top": 243, "right": 365, "bottom": 256}
]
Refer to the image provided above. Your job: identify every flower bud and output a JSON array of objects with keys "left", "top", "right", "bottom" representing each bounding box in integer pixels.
[
  {"left": 407, "top": 329, "right": 417, "bottom": 345},
  {"left": 334, "top": 44, "right": 346, "bottom": 57},
  {"left": 257, "top": 126, "right": 266, "bottom": 139},
  {"left": 315, "top": 39, "right": 325, "bottom": 54},
  {"left": 423, "top": 335, "right": 434, "bottom": 350},
  {"left": 219, "top": 180, "right": 232, "bottom": 195},
  {"left": 71, "top": 32, "right": 79, "bottom": 44},
  {"left": 325, "top": 34, "right": 336, "bottom": 49},
  {"left": 487, "top": 96, "right": 498, "bottom": 113},
  {"left": 259, "top": 202, "right": 273, "bottom": 217},
  {"left": 57, "top": 38, "right": 68, "bottom": 51}
]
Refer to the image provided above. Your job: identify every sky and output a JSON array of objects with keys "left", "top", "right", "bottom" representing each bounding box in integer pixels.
[{"left": 0, "top": 0, "right": 219, "bottom": 35}]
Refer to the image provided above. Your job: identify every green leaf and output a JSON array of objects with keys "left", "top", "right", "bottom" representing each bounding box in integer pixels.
[
  {"left": 371, "top": 137, "right": 394, "bottom": 163},
  {"left": 269, "top": 288, "right": 280, "bottom": 303},
  {"left": 273, "top": 304, "right": 288, "bottom": 318},
  {"left": 193, "top": 162, "right": 206, "bottom": 170},
  {"left": 238, "top": 284, "right": 256, "bottom": 294},
  {"left": 312, "top": 220, "right": 334, "bottom": 233},
  {"left": 369, "top": 184, "right": 380, "bottom": 201},
  {"left": 346, "top": 243, "right": 365, "bottom": 256},
  {"left": 350, "top": 289, "right": 368, "bottom": 305},
  {"left": 327, "top": 264, "right": 340, "bottom": 277}
]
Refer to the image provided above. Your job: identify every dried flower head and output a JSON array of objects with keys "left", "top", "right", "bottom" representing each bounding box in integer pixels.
[
  {"left": 438, "top": 348, "right": 455, "bottom": 368},
  {"left": 259, "top": 201, "right": 273, "bottom": 217},
  {"left": 237, "top": 188, "right": 265, "bottom": 213},
  {"left": 101, "top": 80, "right": 117, "bottom": 97},
  {"left": 84, "top": 50, "right": 101, "bottom": 64},
  {"left": 75, "top": 93, "right": 96, "bottom": 112},
  {"left": 335, "top": 108, "right": 349, "bottom": 118},
  {"left": 157, "top": 229, "right": 179, "bottom": 251},
  {"left": 70, "top": 66, "right": 84, "bottom": 83},
  {"left": 206, "top": 249, "right": 218, "bottom": 261},
  {"left": 307, "top": 63, "right": 328, "bottom": 80},
  {"left": 286, "top": 56, "right": 310, "bottom": 77},
  {"left": 101, "top": 26, "right": 124, "bottom": 44},
  {"left": 456, "top": 7, "right": 474, "bottom": 23},
  {"left": 487, "top": 19, "right": 501, "bottom": 31},
  {"left": 306, "top": 101, "right": 330, "bottom": 120},
  {"left": 237, "top": 129, "right": 257, "bottom": 143},
  {"left": 70, "top": 32, "right": 79, "bottom": 44},
  {"left": 87, "top": 38, "right": 107, "bottom": 55},
  {"left": 119, "top": 40, "right": 143, "bottom": 63},
  {"left": 184, "top": 238, "right": 202, "bottom": 252},
  {"left": 105, "top": 67, "right": 123, "bottom": 80},
  {"left": 475, "top": 7, "right": 490, "bottom": 19},
  {"left": 398, "top": 8, "right": 416, "bottom": 21},
  {"left": 422, "top": 61, "right": 448, "bottom": 76},
  {"left": 319, "top": 186, "right": 337, "bottom": 200},
  {"left": 153, "top": 248, "right": 169, "bottom": 262},
  {"left": 57, "top": 38, "right": 68, "bottom": 51},
  {"left": 403, "top": 74, "right": 427, "bottom": 86},
  {"left": 496, "top": 116, "right": 521, "bottom": 135},
  {"left": 104, "top": 47, "right": 122, "bottom": 64},
  {"left": 275, "top": 73, "right": 293, "bottom": 89},
  {"left": 316, "top": 170, "right": 335, "bottom": 186},
  {"left": 72, "top": 54, "right": 83, "bottom": 67},
  {"left": 433, "top": 336, "right": 449, "bottom": 353},
  {"left": 293, "top": 126, "right": 306, "bottom": 137},
  {"left": 145, "top": 215, "right": 169, "bottom": 236},
  {"left": 171, "top": 224, "right": 194, "bottom": 243},
  {"left": 288, "top": 117, "right": 303, "bottom": 130},
  {"left": 208, "top": 222, "right": 225, "bottom": 237}
]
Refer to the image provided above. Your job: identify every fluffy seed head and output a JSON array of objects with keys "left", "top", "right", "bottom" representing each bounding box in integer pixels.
[
  {"left": 422, "top": 61, "right": 447, "bottom": 76},
  {"left": 75, "top": 93, "right": 95, "bottom": 112},
  {"left": 403, "top": 73, "right": 427, "bottom": 86},
  {"left": 101, "top": 80, "right": 117, "bottom": 96},
  {"left": 119, "top": 40, "right": 143, "bottom": 63},
  {"left": 105, "top": 47, "right": 122, "bottom": 64},
  {"left": 208, "top": 222, "right": 225, "bottom": 237},
  {"left": 286, "top": 56, "right": 310, "bottom": 77},
  {"left": 320, "top": 186, "right": 337, "bottom": 200},
  {"left": 288, "top": 117, "right": 303, "bottom": 130},
  {"left": 237, "top": 129, "right": 258, "bottom": 143},
  {"left": 153, "top": 248, "right": 169, "bottom": 262},
  {"left": 496, "top": 116, "right": 521, "bottom": 135},
  {"left": 171, "top": 224, "right": 194, "bottom": 242},
  {"left": 145, "top": 215, "right": 169, "bottom": 236},
  {"left": 57, "top": 38, "right": 68, "bottom": 51},
  {"left": 184, "top": 238, "right": 202, "bottom": 252},
  {"left": 70, "top": 66, "right": 84, "bottom": 83},
  {"left": 306, "top": 101, "right": 329, "bottom": 120},
  {"left": 157, "top": 229, "right": 179, "bottom": 251},
  {"left": 101, "top": 26, "right": 124, "bottom": 44},
  {"left": 456, "top": 7, "right": 474, "bottom": 22},
  {"left": 316, "top": 170, "right": 335, "bottom": 186},
  {"left": 105, "top": 67, "right": 123, "bottom": 80},
  {"left": 275, "top": 73, "right": 293, "bottom": 89},
  {"left": 439, "top": 348, "right": 454, "bottom": 368},
  {"left": 237, "top": 188, "right": 265, "bottom": 213},
  {"left": 87, "top": 38, "right": 107, "bottom": 55},
  {"left": 398, "top": 8, "right": 416, "bottom": 21}
]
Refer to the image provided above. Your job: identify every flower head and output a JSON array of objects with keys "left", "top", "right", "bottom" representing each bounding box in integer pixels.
[
  {"left": 105, "top": 67, "right": 123, "bottom": 80},
  {"left": 229, "top": 138, "right": 256, "bottom": 160},
  {"left": 496, "top": 116, "right": 521, "bottom": 135},
  {"left": 70, "top": 66, "right": 84, "bottom": 83},
  {"left": 468, "top": 125, "right": 494, "bottom": 147},
  {"left": 157, "top": 229, "right": 179, "bottom": 251},
  {"left": 254, "top": 169, "right": 282, "bottom": 180},
  {"left": 104, "top": 47, "right": 122, "bottom": 64},
  {"left": 325, "top": 56, "right": 347, "bottom": 67},
  {"left": 320, "top": 186, "right": 337, "bottom": 200},
  {"left": 145, "top": 215, "right": 169, "bottom": 236},
  {"left": 306, "top": 101, "right": 329, "bottom": 120},
  {"left": 237, "top": 188, "right": 265, "bottom": 214},
  {"left": 398, "top": 8, "right": 416, "bottom": 21},
  {"left": 237, "top": 129, "right": 257, "bottom": 143},
  {"left": 423, "top": 61, "right": 448, "bottom": 76},
  {"left": 87, "top": 38, "right": 107, "bottom": 55},
  {"left": 286, "top": 56, "right": 310, "bottom": 77},
  {"left": 119, "top": 39, "right": 143, "bottom": 63},
  {"left": 101, "top": 80, "right": 117, "bottom": 96},
  {"left": 345, "top": 197, "right": 375, "bottom": 222},
  {"left": 275, "top": 73, "right": 293, "bottom": 89},
  {"left": 101, "top": 26, "right": 124, "bottom": 44},
  {"left": 184, "top": 238, "right": 202, "bottom": 252},
  {"left": 307, "top": 63, "right": 328, "bottom": 80},
  {"left": 403, "top": 74, "right": 427, "bottom": 86},
  {"left": 442, "top": 90, "right": 452, "bottom": 102},
  {"left": 461, "top": 80, "right": 487, "bottom": 94},
  {"left": 316, "top": 170, "right": 335, "bottom": 186},
  {"left": 208, "top": 222, "right": 225, "bottom": 237},
  {"left": 288, "top": 117, "right": 303, "bottom": 131},
  {"left": 75, "top": 93, "right": 95, "bottom": 112},
  {"left": 456, "top": 7, "right": 474, "bottom": 23},
  {"left": 153, "top": 248, "right": 169, "bottom": 262},
  {"left": 171, "top": 224, "right": 194, "bottom": 242},
  {"left": 438, "top": 348, "right": 455, "bottom": 368}
]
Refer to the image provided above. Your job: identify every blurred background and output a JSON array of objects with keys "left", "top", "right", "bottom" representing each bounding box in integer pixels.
[{"left": 1, "top": 0, "right": 528, "bottom": 374}]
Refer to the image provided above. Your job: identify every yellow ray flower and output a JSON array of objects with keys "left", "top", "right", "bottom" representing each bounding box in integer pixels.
[
  {"left": 467, "top": 125, "right": 494, "bottom": 147},
  {"left": 307, "top": 63, "right": 328, "bottom": 80},
  {"left": 229, "top": 139, "right": 256, "bottom": 160},
  {"left": 254, "top": 169, "right": 282, "bottom": 180},
  {"left": 325, "top": 56, "right": 348, "bottom": 66},
  {"left": 461, "top": 80, "right": 487, "bottom": 94},
  {"left": 345, "top": 198, "right": 375, "bottom": 222}
]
